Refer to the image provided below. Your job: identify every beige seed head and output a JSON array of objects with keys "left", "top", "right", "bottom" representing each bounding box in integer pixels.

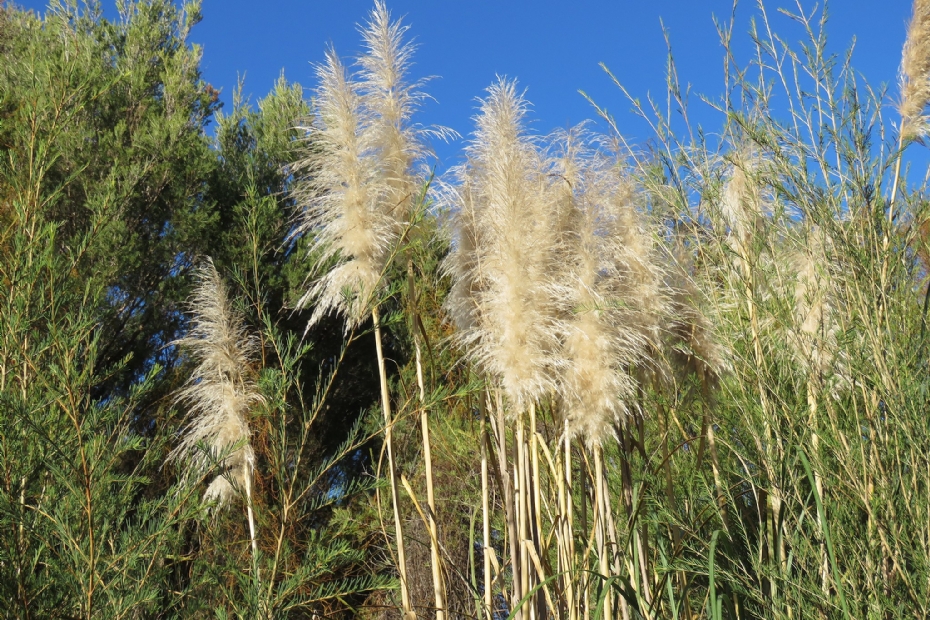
[
  {"left": 358, "top": 0, "right": 426, "bottom": 225},
  {"left": 720, "top": 152, "right": 763, "bottom": 244},
  {"left": 900, "top": 0, "right": 930, "bottom": 140},
  {"left": 294, "top": 2, "right": 427, "bottom": 330},
  {"left": 170, "top": 259, "right": 262, "bottom": 507},
  {"left": 293, "top": 48, "right": 389, "bottom": 328},
  {"left": 789, "top": 227, "right": 846, "bottom": 388},
  {"left": 552, "top": 132, "right": 666, "bottom": 445},
  {"left": 445, "top": 79, "right": 562, "bottom": 411}
]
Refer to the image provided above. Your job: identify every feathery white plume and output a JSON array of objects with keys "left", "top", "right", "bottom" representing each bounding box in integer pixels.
[
  {"left": 720, "top": 151, "right": 764, "bottom": 247},
  {"left": 358, "top": 0, "right": 425, "bottom": 225},
  {"left": 552, "top": 132, "right": 664, "bottom": 444},
  {"left": 439, "top": 177, "right": 483, "bottom": 333},
  {"left": 171, "top": 259, "right": 261, "bottom": 507},
  {"left": 789, "top": 227, "right": 845, "bottom": 387},
  {"left": 900, "top": 0, "right": 930, "bottom": 140},
  {"left": 294, "top": 2, "right": 427, "bottom": 329},
  {"left": 444, "top": 79, "right": 561, "bottom": 411},
  {"left": 294, "top": 49, "right": 390, "bottom": 328}
]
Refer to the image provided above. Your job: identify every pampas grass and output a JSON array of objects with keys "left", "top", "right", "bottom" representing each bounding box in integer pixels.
[
  {"left": 170, "top": 258, "right": 261, "bottom": 507},
  {"left": 295, "top": 1, "right": 429, "bottom": 328},
  {"left": 790, "top": 227, "right": 844, "bottom": 385},
  {"left": 900, "top": 0, "right": 930, "bottom": 141},
  {"left": 443, "top": 78, "right": 564, "bottom": 617},
  {"left": 358, "top": 0, "right": 426, "bottom": 226},
  {"left": 294, "top": 48, "right": 388, "bottom": 327},
  {"left": 553, "top": 137, "right": 646, "bottom": 446},
  {"left": 170, "top": 258, "right": 262, "bottom": 563},
  {"left": 293, "top": 4, "right": 433, "bottom": 616},
  {"left": 445, "top": 78, "right": 561, "bottom": 412}
]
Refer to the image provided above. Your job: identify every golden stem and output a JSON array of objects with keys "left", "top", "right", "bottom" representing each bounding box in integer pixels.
[{"left": 372, "top": 307, "right": 413, "bottom": 618}]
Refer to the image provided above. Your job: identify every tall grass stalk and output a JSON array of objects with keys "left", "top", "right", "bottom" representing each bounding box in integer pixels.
[
  {"left": 409, "top": 260, "right": 446, "bottom": 619},
  {"left": 480, "top": 390, "right": 493, "bottom": 619},
  {"left": 292, "top": 2, "right": 441, "bottom": 613}
]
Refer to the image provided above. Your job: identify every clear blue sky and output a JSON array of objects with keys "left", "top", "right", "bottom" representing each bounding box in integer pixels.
[{"left": 15, "top": 0, "right": 915, "bottom": 171}]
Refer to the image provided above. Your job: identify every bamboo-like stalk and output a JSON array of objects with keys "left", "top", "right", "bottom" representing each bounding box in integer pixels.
[
  {"left": 409, "top": 263, "right": 444, "bottom": 620},
  {"left": 593, "top": 447, "right": 611, "bottom": 620},
  {"left": 790, "top": 227, "right": 844, "bottom": 599},
  {"left": 561, "top": 420, "right": 577, "bottom": 620},
  {"left": 555, "top": 429, "right": 568, "bottom": 618},
  {"left": 516, "top": 417, "right": 530, "bottom": 619},
  {"left": 614, "top": 430, "right": 635, "bottom": 620},
  {"left": 529, "top": 401, "right": 544, "bottom": 617},
  {"left": 481, "top": 390, "right": 493, "bottom": 620},
  {"left": 580, "top": 454, "right": 590, "bottom": 620},
  {"left": 244, "top": 460, "right": 258, "bottom": 570},
  {"left": 373, "top": 306, "right": 413, "bottom": 619},
  {"left": 493, "top": 391, "right": 522, "bottom": 617},
  {"left": 417, "top": 342, "right": 444, "bottom": 619}
]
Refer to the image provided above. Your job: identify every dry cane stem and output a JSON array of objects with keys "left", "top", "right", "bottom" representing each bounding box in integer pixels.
[
  {"left": 372, "top": 307, "right": 414, "bottom": 619},
  {"left": 516, "top": 417, "right": 531, "bottom": 619},
  {"left": 481, "top": 391, "right": 493, "bottom": 620},
  {"left": 495, "top": 391, "right": 522, "bottom": 617},
  {"left": 601, "top": 446, "right": 630, "bottom": 620},
  {"left": 530, "top": 402, "right": 544, "bottom": 617},
  {"left": 408, "top": 261, "right": 444, "bottom": 618},
  {"left": 562, "top": 420, "right": 577, "bottom": 620},
  {"left": 415, "top": 336, "right": 444, "bottom": 619},
  {"left": 556, "top": 429, "right": 568, "bottom": 618},
  {"left": 244, "top": 459, "right": 259, "bottom": 584},
  {"left": 594, "top": 447, "right": 612, "bottom": 620},
  {"left": 580, "top": 454, "right": 590, "bottom": 620}
]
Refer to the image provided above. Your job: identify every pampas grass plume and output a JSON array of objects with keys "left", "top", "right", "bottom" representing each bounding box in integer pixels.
[
  {"left": 553, "top": 135, "right": 660, "bottom": 444},
  {"left": 295, "top": 2, "right": 427, "bottom": 329},
  {"left": 440, "top": 178, "right": 483, "bottom": 333},
  {"left": 446, "top": 79, "right": 561, "bottom": 411},
  {"left": 171, "top": 258, "right": 261, "bottom": 507},
  {"left": 359, "top": 0, "right": 425, "bottom": 222},
  {"left": 900, "top": 0, "right": 930, "bottom": 140},
  {"left": 720, "top": 152, "right": 763, "bottom": 243},
  {"left": 294, "top": 49, "right": 389, "bottom": 328},
  {"left": 790, "top": 228, "right": 844, "bottom": 385}
]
